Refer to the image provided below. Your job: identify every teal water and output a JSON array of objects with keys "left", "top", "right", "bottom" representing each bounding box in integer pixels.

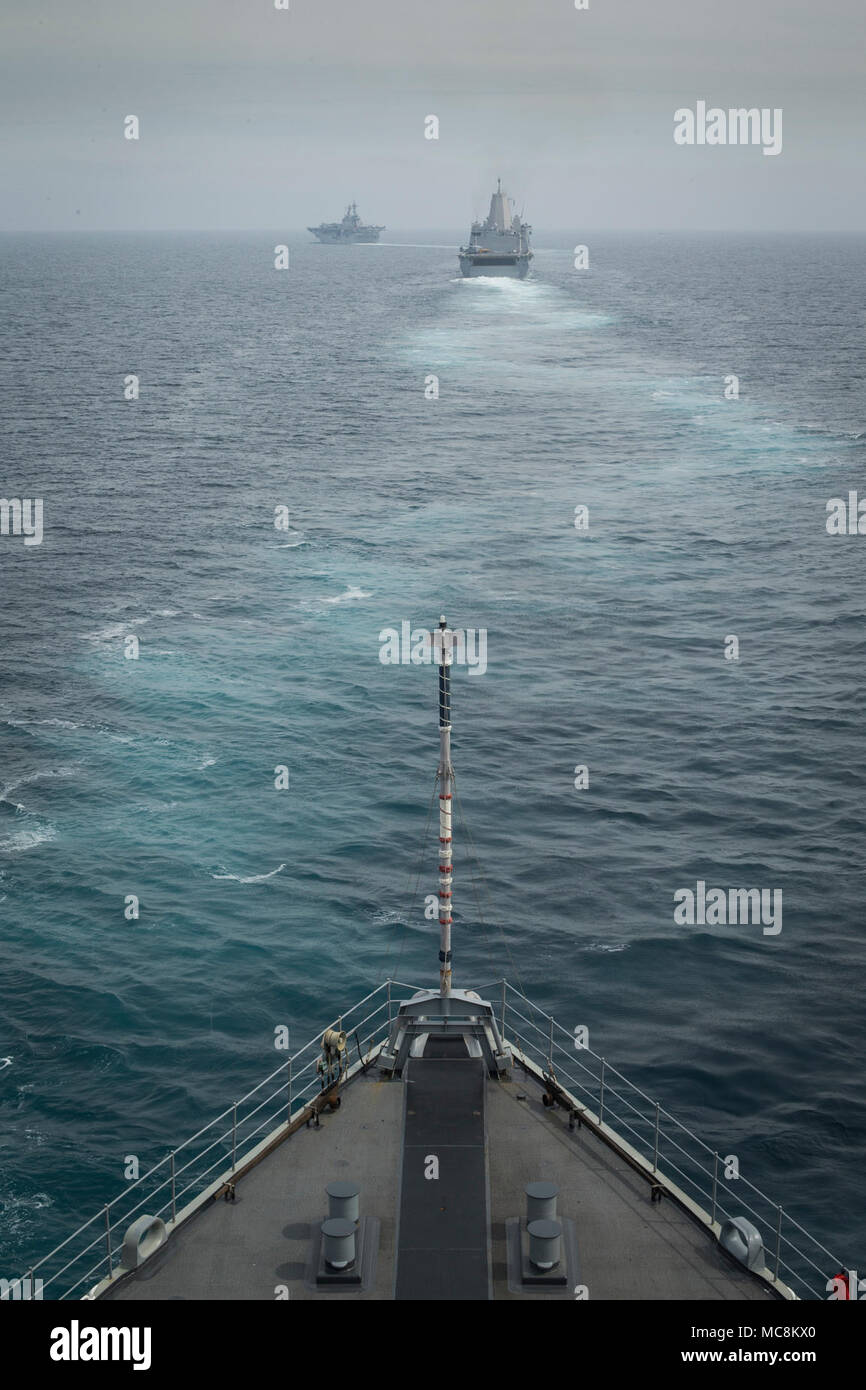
[{"left": 1, "top": 231, "right": 864, "bottom": 1284}]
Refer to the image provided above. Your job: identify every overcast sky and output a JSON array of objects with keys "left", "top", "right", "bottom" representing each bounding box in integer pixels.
[{"left": 2, "top": 0, "right": 864, "bottom": 231}]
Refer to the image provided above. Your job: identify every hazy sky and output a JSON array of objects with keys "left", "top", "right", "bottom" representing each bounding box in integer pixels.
[{"left": 2, "top": 0, "right": 864, "bottom": 231}]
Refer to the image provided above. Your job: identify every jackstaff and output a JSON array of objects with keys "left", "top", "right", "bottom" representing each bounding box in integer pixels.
[{"left": 435, "top": 615, "right": 454, "bottom": 996}]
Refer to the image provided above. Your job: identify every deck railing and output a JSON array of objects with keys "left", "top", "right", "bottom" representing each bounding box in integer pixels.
[
  {"left": 489, "top": 979, "right": 845, "bottom": 1302},
  {"left": 6, "top": 977, "right": 845, "bottom": 1302},
  {"left": 6, "top": 979, "right": 419, "bottom": 1303}
]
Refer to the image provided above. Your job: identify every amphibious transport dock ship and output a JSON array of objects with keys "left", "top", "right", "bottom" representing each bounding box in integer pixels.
[
  {"left": 308, "top": 202, "right": 384, "bottom": 243},
  {"left": 11, "top": 619, "right": 846, "bottom": 1302},
  {"left": 459, "top": 180, "right": 533, "bottom": 278}
]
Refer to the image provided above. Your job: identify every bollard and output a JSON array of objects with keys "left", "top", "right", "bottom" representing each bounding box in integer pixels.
[
  {"left": 321, "top": 1218, "right": 356, "bottom": 1270},
  {"left": 525, "top": 1181, "right": 558, "bottom": 1224},
  {"left": 528, "top": 1218, "right": 562, "bottom": 1270},
  {"left": 326, "top": 1181, "right": 360, "bottom": 1224}
]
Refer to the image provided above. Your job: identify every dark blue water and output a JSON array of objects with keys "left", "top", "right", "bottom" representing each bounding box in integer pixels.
[{"left": 1, "top": 230, "right": 864, "bottom": 1287}]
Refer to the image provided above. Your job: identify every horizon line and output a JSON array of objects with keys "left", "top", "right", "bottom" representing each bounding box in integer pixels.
[{"left": 2, "top": 225, "right": 865, "bottom": 236}]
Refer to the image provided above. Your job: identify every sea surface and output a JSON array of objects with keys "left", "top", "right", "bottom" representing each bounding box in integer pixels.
[{"left": 1, "top": 229, "right": 864, "bottom": 1292}]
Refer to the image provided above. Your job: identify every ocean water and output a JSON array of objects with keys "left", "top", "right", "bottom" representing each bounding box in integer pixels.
[{"left": 1, "top": 229, "right": 864, "bottom": 1287}]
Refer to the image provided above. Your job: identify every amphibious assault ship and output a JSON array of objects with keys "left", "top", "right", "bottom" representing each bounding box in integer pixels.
[
  {"left": 459, "top": 180, "right": 533, "bottom": 278},
  {"left": 308, "top": 202, "right": 384, "bottom": 243},
  {"left": 10, "top": 619, "right": 847, "bottom": 1302}
]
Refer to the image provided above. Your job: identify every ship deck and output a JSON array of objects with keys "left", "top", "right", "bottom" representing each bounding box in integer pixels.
[{"left": 100, "top": 1047, "right": 778, "bottom": 1302}]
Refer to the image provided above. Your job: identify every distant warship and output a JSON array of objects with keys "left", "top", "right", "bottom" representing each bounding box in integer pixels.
[
  {"left": 459, "top": 180, "right": 533, "bottom": 278},
  {"left": 308, "top": 202, "right": 385, "bottom": 243}
]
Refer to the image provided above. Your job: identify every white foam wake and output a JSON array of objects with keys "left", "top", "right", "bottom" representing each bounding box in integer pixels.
[
  {"left": 4, "top": 717, "right": 80, "bottom": 731},
  {"left": 211, "top": 863, "right": 286, "bottom": 883},
  {"left": 1, "top": 766, "right": 78, "bottom": 807},
  {"left": 0, "top": 825, "right": 57, "bottom": 853},
  {"left": 324, "top": 585, "right": 372, "bottom": 604},
  {"left": 80, "top": 619, "right": 149, "bottom": 644},
  {"left": 80, "top": 607, "right": 181, "bottom": 643}
]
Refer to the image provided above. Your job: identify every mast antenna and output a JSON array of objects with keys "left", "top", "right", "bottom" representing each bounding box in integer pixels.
[{"left": 435, "top": 615, "right": 454, "bottom": 996}]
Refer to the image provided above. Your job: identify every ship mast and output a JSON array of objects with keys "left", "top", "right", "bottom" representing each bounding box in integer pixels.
[
  {"left": 436, "top": 615, "right": 454, "bottom": 996},
  {"left": 379, "top": 617, "right": 510, "bottom": 1075}
]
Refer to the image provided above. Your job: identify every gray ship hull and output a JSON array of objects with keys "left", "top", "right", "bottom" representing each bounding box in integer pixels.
[
  {"left": 459, "top": 253, "right": 531, "bottom": 279},
  {"left": 310, "top": 230, "right": 382, "bottom": 243}
]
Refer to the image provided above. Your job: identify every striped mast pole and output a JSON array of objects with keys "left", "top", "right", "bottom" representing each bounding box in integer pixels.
[{"left": 436, "top": 615, "right": 454, "bottom": 997}]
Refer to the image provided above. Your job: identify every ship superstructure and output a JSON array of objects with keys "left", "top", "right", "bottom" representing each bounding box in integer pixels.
[
  {"left": 308, "top": 202, "right": 385, "bottom": 243},
  {"left": 459, "top": 180, "right": 533, "bottom": 278}
]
